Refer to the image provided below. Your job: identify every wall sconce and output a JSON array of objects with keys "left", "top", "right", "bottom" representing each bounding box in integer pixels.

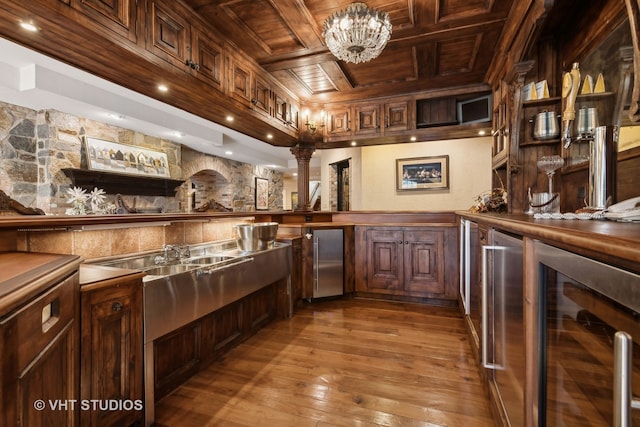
[{"left": 303, "top": 109, "right": 325, "bottom": 134}]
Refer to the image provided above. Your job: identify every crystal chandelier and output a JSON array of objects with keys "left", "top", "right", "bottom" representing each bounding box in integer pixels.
[{"left": 322, "top": 2, "right": 392, "bottom": 64}]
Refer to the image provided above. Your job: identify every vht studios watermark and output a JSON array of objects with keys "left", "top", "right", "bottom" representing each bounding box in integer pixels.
[{"left": 33, "top": 399, "right": 143, "bottom": 411}]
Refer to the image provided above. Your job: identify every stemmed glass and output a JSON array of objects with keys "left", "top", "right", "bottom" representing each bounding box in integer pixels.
[{"left": 537, "top": 155, "right": 564, "bottom": 194}]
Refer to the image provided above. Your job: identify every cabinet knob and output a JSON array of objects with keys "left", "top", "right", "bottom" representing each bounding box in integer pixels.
[
  {"left": 405, "top": 241, "right": 409, "bottom": 244},
  {"left": 112, "top": 302, "right": 123, "bottom": 312},
  {"left": 399, "top": 241, "right": 403, "bottom": 244}
]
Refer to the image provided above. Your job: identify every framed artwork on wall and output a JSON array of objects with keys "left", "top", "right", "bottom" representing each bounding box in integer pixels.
[
  {"left": 255, "top": 177, "right": 269, "bottom": 210},
  {"left": 84, "top": 136, "right": 170, "bottom": 177},
  {"left": 396, "top": 155, "right": 449, "bottom": 191}
]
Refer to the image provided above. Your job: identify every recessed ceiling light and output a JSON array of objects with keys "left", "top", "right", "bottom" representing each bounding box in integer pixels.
[
  {"left": 293, "top": 173, "right": 298, "bottom": 177},
  {"left": 350, "top": 141, "right": 357, "bottom": 146},
  {"left": 266, "top": 133, "right": 273, "bottom": 139},
  {"left": 478, "top": 130, "right": 486, "bottom": 136},
  {"left": 19, "top": 22, "right": 38, "bottom": 32},
  {"left": 410, "top": 136, "right": 417, "bottom": 142},
  {"left": 158, "top": 84, "right": 168, "bottom": 92},
  {"left": 225, "top": 150, "right": 233, "bottom": 155},
  {"left": 226, "top": 115, "right": 234, "bottom": 122}
]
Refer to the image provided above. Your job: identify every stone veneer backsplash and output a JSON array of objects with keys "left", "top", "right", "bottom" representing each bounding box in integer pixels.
[
  {"left": 15, "top": 219, "right": 250, "bottom": 260},
  {"left": 0, "top": 100, "right": 283, "bottom": 214}
]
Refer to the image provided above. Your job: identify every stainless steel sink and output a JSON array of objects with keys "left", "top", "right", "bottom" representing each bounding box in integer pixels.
[
  {"left": 89, "top": 239, "right": 292, "bottom": 426},
  {"left": 143, "top": 264, "right": 195, "bottom": 276}
]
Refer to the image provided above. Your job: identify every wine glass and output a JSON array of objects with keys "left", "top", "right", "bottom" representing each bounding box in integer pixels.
[{"left": 537, "top": 155, "right": 564, "bottom": 194}]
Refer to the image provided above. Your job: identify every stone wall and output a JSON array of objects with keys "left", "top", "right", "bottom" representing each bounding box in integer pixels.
[
  {"left": 0, "top": 101, "right": 283, "bottom": 214},
  {"left": 181, "top": 147, "right": 283, "bottom": 212}
]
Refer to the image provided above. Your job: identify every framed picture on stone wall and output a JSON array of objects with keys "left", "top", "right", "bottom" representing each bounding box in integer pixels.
[
  {"left": 395, "top": 155, "right": 449, "bottom": 191},
  {"left": 255, "top": 177, "right": 268, "bottom": 210},
  {"left": 84, "top": 136, "right": 170, "bottom": 177}
]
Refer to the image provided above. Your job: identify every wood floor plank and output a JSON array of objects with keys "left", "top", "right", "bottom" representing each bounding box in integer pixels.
[{"left": 154, "top": 298, "right": 495, "bottom": 426}]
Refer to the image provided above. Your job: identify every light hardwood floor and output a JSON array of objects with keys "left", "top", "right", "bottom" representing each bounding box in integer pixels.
[{"left": 154, "top": 298, "right": 495, "bottom": 426}]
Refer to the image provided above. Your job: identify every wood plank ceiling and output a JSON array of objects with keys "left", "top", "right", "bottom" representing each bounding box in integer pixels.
[{"left": 184, "top": 0, "right": 515, "bottom": 105}]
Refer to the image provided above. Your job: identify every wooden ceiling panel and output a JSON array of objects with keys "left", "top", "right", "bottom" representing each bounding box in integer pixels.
[
  {"left": 184, "top": 0, "right": 514, "bottom": 103},
  {"left": 437, "top": 0, "right": 493, "bottom": 22},
  {"left": 436, "top": 34, "right": 481, "bottom": 76},
  {"left": 218, "top": 0, "right": 305, "bottom": 54},
  {"left": 289, "top": 64, "right": 339, "bottom": 95},
  {"left": 342, "top": 46, "right": 418, "bottom": 87}
]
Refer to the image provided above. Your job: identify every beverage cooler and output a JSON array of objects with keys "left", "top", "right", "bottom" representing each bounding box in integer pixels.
[{"left": 534, "top": 241, "right": 640, "bottom": 426}]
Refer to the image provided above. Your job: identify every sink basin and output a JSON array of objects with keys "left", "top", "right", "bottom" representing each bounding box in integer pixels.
[
  {"left": 144, "top": 264, "right": 194, "bottom": 276},
  {"left": 183, "top": 256, "right": 234, "bottom": 265}
]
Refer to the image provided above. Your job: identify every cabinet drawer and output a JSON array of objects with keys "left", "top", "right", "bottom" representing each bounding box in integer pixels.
[{"left": 9, "top": 273, "right": 78, "bottom": 373}]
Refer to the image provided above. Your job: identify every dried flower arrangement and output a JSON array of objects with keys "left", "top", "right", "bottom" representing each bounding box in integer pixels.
[
  {"left": 469, "top": 171, "right": 508, "bottom": 213},
  {"left": 65, "top": 187, "right": 117, "bottom": 215}
]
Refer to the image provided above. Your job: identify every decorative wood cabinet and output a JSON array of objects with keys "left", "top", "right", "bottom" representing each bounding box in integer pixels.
[
  {"left": 1, "top": 262, "right": 80, "bottom": 427},
  {"left": 80, "top": 268, "right": 144, "bottom": 427},
  {"left": 384, "top": 100, "right": 411, "bottom": 133},
  {"left": 356, "top": 226, "right": 457, "bottom": 302},
  {"left": 252, "top": 74, "right": 272, "bottom": 118},
  {"left": 228, "top": 55, "right": 253, "bottom": 104},
  {"left": 190, "top": 27, "right": 224, "bottom": 92},
  {"left": 416, "top": 97, "right": 457, "bottom": 128},
  {"left": 325, "top": 99, "right": 413, "bottom": 141},
  {"left": 146, "top": 0, "right": 224, "bottom": 90},
  {"left": 64, "top": 0, "right": 138, "bottom": 42},
  {"left": 354, "top": 103, "right": 381, "bottom": 136},
  {"left": 146, "top": 0, "right": 191, "bottom": 69},
  {"left": 325, "top": 105, "right": 353, "bottom": 140}
]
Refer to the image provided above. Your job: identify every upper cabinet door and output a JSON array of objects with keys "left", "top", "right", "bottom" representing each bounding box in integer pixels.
[
  {"left": 146, "top": 0, "right": 191, "bottom": 68},
  {"left": 355, "top": 104, "right": 380, "bottom": 136},
  {"left": 384, "top": 101, "right": 411, "bottom": 133},
  {"left": 326, "top": 106, "right": 353, "bottom": 139},
  {"left": 69, "top": 0, "right": 138, "bottom": 42},
  {"left": 191, "top": 28, "right": 224, "bottom": 92}
]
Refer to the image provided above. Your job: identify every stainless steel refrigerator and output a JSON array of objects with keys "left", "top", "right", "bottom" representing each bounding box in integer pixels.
[{"left": 313, "top": 229, "right": 344, "bottom": 298}]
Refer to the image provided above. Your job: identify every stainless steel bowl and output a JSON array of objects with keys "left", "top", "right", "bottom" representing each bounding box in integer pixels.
[
  {"left": 234, "top": 222, "right": 278, "bottom": 252},
  {"left": 533, "top": 111, "right": 560, "bottom": 140}
]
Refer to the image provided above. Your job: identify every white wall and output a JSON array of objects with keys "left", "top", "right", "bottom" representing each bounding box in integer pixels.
[
  {"left": 320, "top": 137, "right": 492, "bottom": 211},
  {"left": 319, "top": 147, "right": 362, "bottom": 211}
]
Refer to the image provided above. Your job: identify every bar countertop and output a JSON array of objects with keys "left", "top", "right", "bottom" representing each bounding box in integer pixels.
[{"left": 456, "top": 211, "right": 640, "bottom": 271}]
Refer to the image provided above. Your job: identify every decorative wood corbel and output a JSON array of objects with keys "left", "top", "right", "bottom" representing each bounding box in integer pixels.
[{"left": 0, "top": 190, "right": 45, "bottom": 215}]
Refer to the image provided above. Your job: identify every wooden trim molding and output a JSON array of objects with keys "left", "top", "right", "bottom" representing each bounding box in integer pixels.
[{"left": 624, "top": 0, "right": 640, "bottom": 121}]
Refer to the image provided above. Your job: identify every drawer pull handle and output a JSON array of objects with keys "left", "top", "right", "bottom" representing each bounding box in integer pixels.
[{"left": 112, "top": 302, "right": 123, "bottom": 312}]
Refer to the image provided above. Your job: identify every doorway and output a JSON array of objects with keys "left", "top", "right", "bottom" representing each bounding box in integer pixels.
[{"left": 330, "top": 159, "right": 350, "bottom": 211}]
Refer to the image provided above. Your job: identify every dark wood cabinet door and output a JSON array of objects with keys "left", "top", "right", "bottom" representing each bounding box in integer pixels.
[
  {"left": 252, "top": 75, "right": 272, "bottom": 118},
  {"left": 355, "top": 104, "right": 380, "bottom": 136},
  {"left": 326, "top": 106, "right": 352, "bottom": 138},
  {"left": 154, "top": 321, "right": 202, "bottom": 400},
  {"left": 81, "top": 278, "right": 143, "bottom": 426},
  {"left": 147, "top": 0, "right": 191, "bottom": 68},
  {"left": 273, "top": 91, "right": 290, "bottom": 125},
  {"left": 191, "top": 28, "right": 224, "bottom": 92},
  {"left": 403, "top": 229, "right": 445, "bottom": 295},
  {"left": 246, "top": 285, "right": 277, "bottom": 332},
  {"left": 384, "top": 101, "right": 410, "bottom": 133},
  {"left": 213, "top": 301, "right": 244, "bottom": 354},
  {"left": 366, "top": 229, "right": 403, "bottom": 291},
  {"left": 1, "top": 273, "right": 79, "bottom": 427},
  {"left": 71, "top": 0, "right": 138, "bottom": 42},
  {"left": 228, "top": 57, "right": 253, "bottom": 104}
]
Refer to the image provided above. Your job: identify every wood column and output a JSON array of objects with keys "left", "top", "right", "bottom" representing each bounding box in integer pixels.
[{"left": 290, "top": 143, "right": 316, "bottom": 211}]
